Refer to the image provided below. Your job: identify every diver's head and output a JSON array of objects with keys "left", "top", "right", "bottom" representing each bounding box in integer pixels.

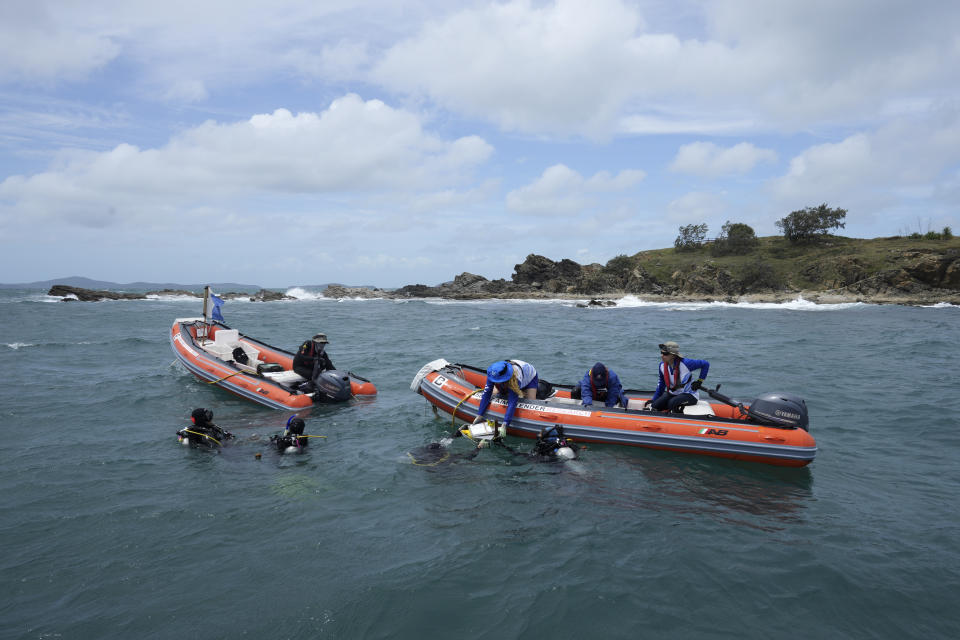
[
  {"left": 286, "top": 416, "right": 306, "bottom": 436},
  {"left": 191, "top": 408, "right": 213, "bottom": 426}
]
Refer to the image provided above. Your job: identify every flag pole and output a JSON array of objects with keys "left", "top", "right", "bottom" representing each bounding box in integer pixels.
[{"left": 202, "top": 285, "right": 210, "bottom": 341}]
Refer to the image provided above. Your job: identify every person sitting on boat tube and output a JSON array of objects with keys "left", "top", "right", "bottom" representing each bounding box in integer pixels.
[
  {"left": 177, "top": 408, "right": 233, "bottom": 447},
  {"left": 571, "top": 362, "right": 626, "bottom": 408},
  {"left": 644, "top": 341, "right": 710, "bottom": 413},
  {"left": 293, "top": 333, "right": 335, "bottom": 380},
  {"left": 472, "top": 360, "right": 539, "bottom": 429}
]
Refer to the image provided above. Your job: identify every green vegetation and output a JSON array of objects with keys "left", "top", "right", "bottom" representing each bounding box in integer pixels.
[
  {"left": 776, "top": 203, "right": 847, "bottom": 244},
  {"left": 674, "top": 223, "right": 708, "bottom": 251},
  {"left": 711, "top": 221, "right": 759, "bottom": 256},
  {"left": 628, "top": 234, "right": 960, "bottom": 292}
]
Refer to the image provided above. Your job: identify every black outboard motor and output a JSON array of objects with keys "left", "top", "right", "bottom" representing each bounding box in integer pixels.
[
  {"left": 313, "top": 369, "right": 352, "bottom": 402},
  {"left": 746, "top": 393, "right": 809, "bottom": 431}
]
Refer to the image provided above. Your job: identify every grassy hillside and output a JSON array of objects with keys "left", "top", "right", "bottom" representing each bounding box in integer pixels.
[{"left": 628, "top": 235, "right": 960, "bottom": 292}]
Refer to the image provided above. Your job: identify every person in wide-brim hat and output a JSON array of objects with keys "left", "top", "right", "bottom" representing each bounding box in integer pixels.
[
  {"left": 471, "top": 359, "right": 540, "bottom": 430},
  {"left": 644, "top": 341, "right": 710, "bottom": 413}
]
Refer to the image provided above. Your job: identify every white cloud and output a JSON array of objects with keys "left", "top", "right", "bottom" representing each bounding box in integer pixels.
[
  {"left": 769, "top": 107, "right": 960, "bottom": 209},
  {"left": 670, "top": 141, "right": 777, "bottom": 177},
  {"left": 370, "top": 0, "right": 960, "bottom": 137},
  {"left": 667, "top": 191, "right": 726, "bottom": 222},
  {"left": 0, "top": 2, "right": 120, "bottom": 82},
  {"left": 373, "top": 0, "right": 643, "bottom": 138},
  {"left": 0, "top": 94, "right": 493, "bottom": 227},
  {"left": 506, "top": 164, "right": 645, "bottom": 216}
]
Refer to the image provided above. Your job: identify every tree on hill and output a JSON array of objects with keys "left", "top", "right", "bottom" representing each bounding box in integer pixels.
[
  {"left": 711, "top": 221, "right": 758, "bottom": 256},
  {"left": 776, "top": 203, "right": 847, "bottom": 244},
  {"left": 675, "top": 223, "right": 708, "bottom": 252}
]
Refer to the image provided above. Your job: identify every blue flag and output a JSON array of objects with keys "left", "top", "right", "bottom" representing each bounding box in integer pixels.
[{"left": 210, "top": 293, "right": 225, "bottom": 322}]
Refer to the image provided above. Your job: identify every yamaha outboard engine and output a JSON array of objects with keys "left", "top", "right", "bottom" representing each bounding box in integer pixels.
[
  {"left": 746, "top": 393, "right": 809, "bottom": 431},
  {"left": 313, "top": 369, "right": 352, "bottom": 402}
]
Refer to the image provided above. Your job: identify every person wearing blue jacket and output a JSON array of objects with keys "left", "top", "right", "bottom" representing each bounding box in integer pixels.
[
  {"left": 573, "top": 362, "right": 626, "bottom": 408},
  {"left": 645, "top": 341, "right": 710, "bottom": 413},
  {"left": 473, "top": 359, "right": 539, "bottom": 428}
]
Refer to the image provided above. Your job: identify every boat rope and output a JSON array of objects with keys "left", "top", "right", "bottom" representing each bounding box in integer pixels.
[
  {"left": 180, "top": 429, "right": 221, "bottom": 446},
  {"left": 451, "top": 388, "right": 483, "bottom": 430},
  {"left": 206, "top": 370, "right": 244, "bottom": 384}
]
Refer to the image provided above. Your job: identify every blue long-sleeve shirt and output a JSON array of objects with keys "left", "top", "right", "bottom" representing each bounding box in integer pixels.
[
  {"left": 476, "top": 361, "right": 537, "bottom": 427},
  {"left": 580, "top": 368, "right": 625, "bottom": 407},
  {"left": 652, "top": 358, "right": 709, "bottom": 402}
]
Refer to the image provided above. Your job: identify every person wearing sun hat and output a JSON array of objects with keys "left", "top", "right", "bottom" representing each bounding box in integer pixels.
[
  {"left": 292, "top": 332, "right": 335, "bottom": 380},
  {"left": 472, "top": 359, "right": 540, "bottom": 429},
  {"left": 644, "top": 341, "right": 710, "bottom": 413}
]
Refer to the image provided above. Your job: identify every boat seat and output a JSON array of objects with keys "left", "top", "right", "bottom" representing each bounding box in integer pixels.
[
  {"left": 624, "top": 398, "right": 714, "bottom": 416},
  {"left": 683, "top": 400, "right": 715, "bottom": 416},
  {"left": 202, "top": 330, "right": 261, "bottom": 365},
  {"left": 262, "top": 370, "right": 306, "bottom": 385},
  {"left": 213, "top": 329, "right": 239, "bottom": 344}
]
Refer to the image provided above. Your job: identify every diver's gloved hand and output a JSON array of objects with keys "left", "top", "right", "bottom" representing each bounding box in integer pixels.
[
  {"left": 691, "top": 378, "right": 704, "bottom": 391},
  {"left": 581, "top": 399, "right": 592, "bottom": 407},
  {"left": 471, "top": 415, "right": 484, "bottom": 425},
  {"left": 642, "top": 400, "right": 652, "bottom": 410}
]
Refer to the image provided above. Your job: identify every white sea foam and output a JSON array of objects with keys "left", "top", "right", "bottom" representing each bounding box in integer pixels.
[
  {"left": 613, "top": 294, "right": 868, "bottom": 311},
  {"left": 285, "top": 287, "right": 329, "bottom": 301},
  {"left": 145, "top": 293, "right": 197, "bottom": 301},
  {"left": 923, "top": 301, "right": 959, "bottom": 309},
  {"left": 4, "top": 342, "right": 34, "bottom": 349}
]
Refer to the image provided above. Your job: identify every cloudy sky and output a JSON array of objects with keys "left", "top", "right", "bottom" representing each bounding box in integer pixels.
[{"left": 1, "top": 0, "right": 958, "bottom": 287}]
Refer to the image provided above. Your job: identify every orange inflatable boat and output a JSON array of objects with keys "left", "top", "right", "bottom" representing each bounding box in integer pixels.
[
  {"left": 411, "top": 360, "right": 816, "bottom": 467},
  {"left": 171, "top": 317, "right": 376, "bottom": 410}
]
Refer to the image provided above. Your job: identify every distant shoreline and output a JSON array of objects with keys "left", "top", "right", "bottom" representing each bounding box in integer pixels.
[{"left": 32, "top": 283, "right": 960, "bottom": 307}]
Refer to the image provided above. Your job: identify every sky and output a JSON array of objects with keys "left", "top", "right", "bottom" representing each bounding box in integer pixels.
[{"left": 1, "top": 0, "right": 958, "bottom": 288}]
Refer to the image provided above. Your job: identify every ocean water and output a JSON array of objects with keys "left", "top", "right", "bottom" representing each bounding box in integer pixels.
[{"left": 1, "top": 290, "right": 958, "bottom": 639}]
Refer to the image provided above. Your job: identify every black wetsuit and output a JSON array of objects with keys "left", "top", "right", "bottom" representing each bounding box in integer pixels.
[
  {"left": 292, "top": 341, "right": 335, "bottom": 380},
  {"left": 178, "top": 422, "right": 232, "bottom": 447}
]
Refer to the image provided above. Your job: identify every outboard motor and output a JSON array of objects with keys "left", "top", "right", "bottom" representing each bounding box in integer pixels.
[
  {"left": 313, "top": 369, "right": 353, "bottom": 402},
  {"left": 746, "top": 393, "right": 809, "bottom": 431}
]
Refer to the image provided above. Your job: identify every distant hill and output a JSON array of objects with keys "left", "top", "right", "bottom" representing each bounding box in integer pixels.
[{"left": 0, "top": 276, "right": 262, "bottom": 291}]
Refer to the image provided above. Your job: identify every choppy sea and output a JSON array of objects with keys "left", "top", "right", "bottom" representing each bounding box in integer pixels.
[{"left": 1, "top": 288, "right": 958, "bottom": 639}]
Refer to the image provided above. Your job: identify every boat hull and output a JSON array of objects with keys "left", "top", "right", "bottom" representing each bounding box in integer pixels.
[
  {"left": 412, "top": 360, "right": 816, "bottom": 467},
  {"left": 171, "top": 318, "right": 376, "bottom": 410}
]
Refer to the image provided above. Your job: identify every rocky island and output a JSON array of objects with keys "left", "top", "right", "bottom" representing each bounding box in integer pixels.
[
  {"left": 47, "top": 235, "right": 960, "bottom": 306},
  {"left": 325, "top": 235, "right": 960, "bottom": 306}
]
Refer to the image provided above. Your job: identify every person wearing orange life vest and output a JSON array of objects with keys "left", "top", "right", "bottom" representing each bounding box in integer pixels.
[
  {"left": 572, "top": 362, "right": 626, "bottom": 408},
  {"left": 644, "top": 341, "right": 710, "bottom": 413}
]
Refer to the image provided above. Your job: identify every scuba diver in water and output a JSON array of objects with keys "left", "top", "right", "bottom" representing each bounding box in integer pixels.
[
  {"left": 409, "top": 423, "right": 579, "bottom": 466},
  {"left": 177, "top": 408, "right": 234, "bottom": 448},
  {"left": 270, "top": 416, "right": 312, "bottom": 454}
]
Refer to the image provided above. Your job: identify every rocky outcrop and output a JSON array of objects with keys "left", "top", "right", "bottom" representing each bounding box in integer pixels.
[
  {"left": 245, "top": 289, "right": 296, "bottom": 302},
  {"left": 49, "top": 285, "right": 294, "bottom": 302},
  {"left": 324, "top": 285, "right": 386, "bottom": 299},
  {"left": 49, "top": 285, "right": 146, "bottom": 301}
]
